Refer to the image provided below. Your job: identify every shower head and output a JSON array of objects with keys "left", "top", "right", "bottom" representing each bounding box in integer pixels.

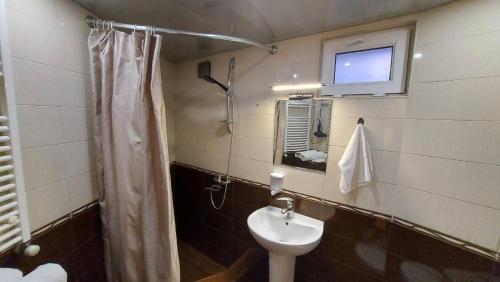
[{"left": 198, "top": 61, "right": 229, "bottom": 92}]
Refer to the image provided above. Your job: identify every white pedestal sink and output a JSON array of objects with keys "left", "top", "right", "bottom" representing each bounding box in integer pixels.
[{"left": 247, "top": 206, "right": 324, "bottom": 282}]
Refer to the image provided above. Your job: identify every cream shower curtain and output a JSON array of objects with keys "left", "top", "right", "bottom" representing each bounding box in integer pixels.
[{"left": 88, "top": 29, "right": 180, "bottom": 282}]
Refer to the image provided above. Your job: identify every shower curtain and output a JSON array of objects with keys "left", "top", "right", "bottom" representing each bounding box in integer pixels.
[{"left": 88, "top": 29, "right": 180, "bottom": 282}]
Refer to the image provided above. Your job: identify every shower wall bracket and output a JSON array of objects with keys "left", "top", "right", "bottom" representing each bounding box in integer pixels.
[{"left": 197, "top": 61, "right": 228, "bottom": 92}]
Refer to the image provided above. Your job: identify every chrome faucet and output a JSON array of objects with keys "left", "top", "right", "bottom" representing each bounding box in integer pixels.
[{"left": 275, "top": 197, "right": 294, "bottom": 219}]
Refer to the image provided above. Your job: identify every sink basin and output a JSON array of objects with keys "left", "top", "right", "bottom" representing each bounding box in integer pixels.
[
  {"left": 247, "top": 206, "right": 324, "bottom": 282},
  {"left": 247, "top": 206, "right": 323, "bottom": 255}
]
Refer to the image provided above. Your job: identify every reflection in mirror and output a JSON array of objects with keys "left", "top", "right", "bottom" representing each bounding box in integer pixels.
[{"left": 274, "top": 99, "right": 332, "bottom": 172}]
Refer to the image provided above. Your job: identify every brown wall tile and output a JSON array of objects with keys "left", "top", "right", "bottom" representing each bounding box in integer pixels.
[
  {"left": 388, "top": 224, "right": 496, "bottom": 281},
  {"left": 0, "top": 205, "right": 105, "bottom": 281},
  {"left": 171, "top": 163, "right": 500, "bottom": 282}
]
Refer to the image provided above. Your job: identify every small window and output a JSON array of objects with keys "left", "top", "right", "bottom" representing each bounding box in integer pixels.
[
  {"left": 334, "top": 46, "right": 393, "bottom": 84},
  {"left": 321, "top": 28, "right": 410, "bottom": 97}
]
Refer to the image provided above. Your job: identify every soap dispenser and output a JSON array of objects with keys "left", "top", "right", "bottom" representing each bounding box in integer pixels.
[{"left": 270, "top": 171, "right": 284, "bottom": 195}]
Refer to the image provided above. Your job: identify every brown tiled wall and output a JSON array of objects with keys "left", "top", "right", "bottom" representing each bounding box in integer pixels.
[
  {"left": 0, "top": 204, "right": 106, "bottom": 282},
  {"left": 172, "top": 163, "right": 500, "bottom": 282}
]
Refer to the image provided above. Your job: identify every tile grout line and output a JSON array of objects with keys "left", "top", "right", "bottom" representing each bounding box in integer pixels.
[
  {"left": 26, "top": 169, "right": 96, "bottom": 193},
  {"left": 398, "top": 183, "right": 500, "bottom": 211},
  {"left": 11, "top": 56, "right": 91, "bottom": 77},
  {"left": 414, "top": 26, "right": 500, "bottom": 49},
  {"left": 399, "top": 151, "right": 500, "bottom": 168}
]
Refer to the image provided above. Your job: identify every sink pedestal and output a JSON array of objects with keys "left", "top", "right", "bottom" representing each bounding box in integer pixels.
[
  {"left": 247, "top": 206, "right": 324, "bottom": 282},
  {"left": 269, "top": 252, "right": 296, "bottom": 282}
]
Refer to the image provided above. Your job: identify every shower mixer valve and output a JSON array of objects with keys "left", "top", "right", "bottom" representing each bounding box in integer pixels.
[
  {"left": 205, "top": 175, "right": 231, "bottom": 192},
  {"left": 213, "top": 175, "right": 231, "bottom": 185}
]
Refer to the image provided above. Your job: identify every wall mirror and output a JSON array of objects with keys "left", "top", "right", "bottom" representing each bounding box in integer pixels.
[{"left": 273, "top": 99, "right": 332, "bottom": 172}]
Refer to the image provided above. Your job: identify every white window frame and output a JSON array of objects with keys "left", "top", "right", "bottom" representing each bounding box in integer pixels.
[{"left": 320, "top": 27, "right": 410, "bottom": 97}]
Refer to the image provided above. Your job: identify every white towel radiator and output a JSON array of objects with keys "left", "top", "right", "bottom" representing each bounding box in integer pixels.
[
  {"left": 0, "top": 0, "right": 32, "bottom": 255},
  {"left": 284, "top": 100, "right": 312, "bottom": 153}
]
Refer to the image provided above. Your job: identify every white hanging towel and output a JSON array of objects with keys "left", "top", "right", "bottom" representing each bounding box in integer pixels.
[
  {"left": 295, "top": 150, "right": 327, "bottom": 162},
  {"left": 338, "top": 124, "right": 373, "bottom": 194},
  {"left": 0, "top": 268, "right": 23, "bottom": 281},
  {"left": 22, "top": 264, "right": 67, "bottom": 282}
]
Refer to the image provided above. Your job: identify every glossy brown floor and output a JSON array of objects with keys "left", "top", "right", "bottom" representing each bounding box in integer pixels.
[{"left": 179, "top": 240, "right": 226, "bottom": 281}]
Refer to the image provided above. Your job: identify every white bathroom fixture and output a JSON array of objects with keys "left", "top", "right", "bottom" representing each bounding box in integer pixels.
[
  {"left": 247, "top": 206, "right": 323, "bottom": 282},
  {"left": 269, "top": 171, "right": 284, "bottom": 195}
]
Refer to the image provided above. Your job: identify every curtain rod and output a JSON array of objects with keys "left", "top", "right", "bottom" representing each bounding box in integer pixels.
[{"left": 86, "top": 16, "right": 278, "bottom": 55}]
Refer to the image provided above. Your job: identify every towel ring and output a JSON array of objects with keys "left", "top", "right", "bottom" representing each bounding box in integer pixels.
[{"left": 357, "top": 118, "right": 364, "bottom": 124}]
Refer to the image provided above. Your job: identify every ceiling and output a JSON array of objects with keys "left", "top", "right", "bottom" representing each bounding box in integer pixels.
[{"left": 74, "top": 0, "right": 454, "bottom": 62}]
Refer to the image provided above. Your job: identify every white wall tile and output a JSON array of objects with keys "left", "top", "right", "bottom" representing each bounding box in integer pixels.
[
  {"left": 17, "top": 105, "right": 64, "bottom": 148},
  {"left": 12, "top": 59, "right": 61, "bottom": 106},
  {"left": 235, "top": 61, "right": 320, "bottom": 93},
  {"left": 175, "top": 127, "right": 206, "bottom": 152},
  {"left": 175, "top": 147, "right": 205, "bottom": 169},
  {"left": 278, "top": 166, "right": 324, "bottom": 198},
  {"left": 200, "top": 151, "right": 234, "bottom": 175},
  {"left": 174, "top": 100, "right": 229, "bottom": 135},
  {"left": 54, "top": 0, "right": 89, "bottom": 24},
  {"left": 233, "top": 157, "right": 273, "bottom": 185},
  {"left": 62, "top": 108, "right": 92, "bottom": 142},
  {"left": 326, "top": 146, "right": 400, "bottom": 185},
  {"left": 412, "top": 30, "right": 500, "bottom": 83},
  {"left": 6, "top": 0, "right": 56, "bottom": 25},
  {"left": 399, "top": 153, "right": 500, "bottom": 209},
  {"left": 415, "top": 0, "right": 500, "bottom": 47},
  {"left": 21, "top": 144, "right": 66, "bottom": 190},
  {"left": 395, "top": 186, "right": 500, "bottom": 251},
  {"left": 204, "top": 133, "right": 232, "bottom": 155},
  {"left": 57, "top": 24, "right": 90, "bottom": 74},
  {"left": 325, "top": 145, "right": 344, "bottom": 175},
  {"left": 262, "top": 35, "right": 322, "bottom": 67},
  {"left": 402, "top": 119, "right": 500, "bottom": 165},
  {"left": 323, "top": 174, "right": 396, "bottom": 215},
  {"left": 330, "top": 116, "right": 404, "bottom": 152},
  {"left": 174, "top": 77, "right": 211, "bottom": 98},
  {"left": 26, "top": 181, "right": 68, "bottom": 230},
  {"left": 235, "top": 113, "right": 275, "bottom": 139},
  {"left": 332, "top": 98, "right": 408, "bottom": 119},
  {"left": 64, "top": 141, "right": 93, "bottom": 178},
  {"left": 6, "top": 8, "right": 58, "bottom": 66},
  {"left": 233, "top": 136, "right": 273, "bottom": 162},
  {"left": 233, "top": 64, "right": 268, "bottom": 92},
  {"left": 267, "top": 61, "right": 320, "bottom": 87},
  {"left": 370, "top": 150, "right": 400, "bottom": 185},
  {"left": 67, "top": 171, "right": 98, "bottom": 211},
  {"left": 7, "top": 0, "right": 99, "bottom": 231},
  {"left": 59, "top": 70, "right": 91, "bottom": 107},
  {"left": 408, "top": 77, "right": 500, "bottom": 121},
  {"left": 235, "top": 90, "right": 276, "bottom": 115}
]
